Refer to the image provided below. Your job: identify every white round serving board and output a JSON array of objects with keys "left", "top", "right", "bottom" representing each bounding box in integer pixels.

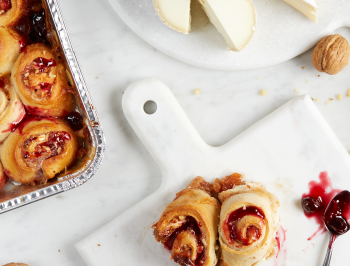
[
  {"left": 106, "top": 0, "right": 350, "bottom": 70},
  {"left": 76, "top": 79, "right": 350, "bottom": 266}
]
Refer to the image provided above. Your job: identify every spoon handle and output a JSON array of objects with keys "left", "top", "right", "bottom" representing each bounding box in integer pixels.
[{"left": 323, "top": 234, "right": 337, "bottom": 266}]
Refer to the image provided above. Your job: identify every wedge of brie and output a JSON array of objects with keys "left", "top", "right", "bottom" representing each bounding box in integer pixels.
[
  {"left": 153, "top": 0, "right": 191, "bottom": 34},
  {"left": 198, "top": 0, "right": 257, "bottom": 52},
  {"left": 283, "top": 0, "right": 317, "bottom": 23}
]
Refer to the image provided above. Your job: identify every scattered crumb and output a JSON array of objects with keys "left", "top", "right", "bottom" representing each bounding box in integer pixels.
[
  {"left": 311, "top": 98, "right": 314, "bottom": 101},
  {"left": 315, "top": 98, "right": 320, "bottom": 102},
  {"left": 257, "top": 77, "right": 259, "bottom": 79},
  {"left": 98, "top": 244, "right": 101, "bottom": 247},
  {"left": 326, "top": 101, "right": 330, "bottom": 105},
  {"left": 194, "top": 88, "right": 200, "bottom": 95},
  {"left": 58, "top": 250, "right": 60, "bottom": 252},
  {"left": 337, "top": 94, "right": 343, "bottom": 101},
  {"left": 318, "top": 75, "right": 320, "bottom": 77},
  {"left": 329, "top": 98, "right": 333, "bottom": 101},
  {"left": 95, "top": 77, "right": 99, "bottom": 79},
  {"left": 56, "top": 195, "right": 61, "bottom": 198},
  {"left": 347, "top": 89, "right": 350, "bottom": 97},
  {"left": 260, "top": 90, "right": 267, "bottom": 96},
  {"left": 306, "top": 80, "right": 310, "bottom": 84},
  {"left": 295, "top": 89, "right": 299, "bottom": 93},
  {"left": 302, "top": 67, "right": 305, "bottom": 70}
]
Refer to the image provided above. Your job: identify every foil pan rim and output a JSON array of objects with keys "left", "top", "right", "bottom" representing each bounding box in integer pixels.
[{"left": 0, "top": 0, "right": 106, "bottom": 214}]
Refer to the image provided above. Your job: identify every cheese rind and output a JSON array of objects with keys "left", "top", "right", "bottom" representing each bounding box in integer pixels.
[
  {"left": 153, "top": 0, "right": 191, "bottom": 34},
  {"left": 283, "top": 0, "right": 317, "bottom": 23},
  {"left": 198, "top": 0, "right": 257, "bottom": 52}
]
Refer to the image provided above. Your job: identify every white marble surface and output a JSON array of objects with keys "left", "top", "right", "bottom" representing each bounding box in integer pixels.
[{"left": 1, "top": 0, "right": 350, "bottom": 265}]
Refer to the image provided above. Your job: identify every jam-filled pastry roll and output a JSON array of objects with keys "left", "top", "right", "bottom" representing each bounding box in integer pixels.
[
  {"left": 218, "top": 182, "right": 280, "bottom": 266},
  {"left": 0, "top": 118, "right": 78, "bottom": 184},
  {"left": 11, "top": 43, "right": 74, "bottom": 117},
  {"left": 0, "top": 75, "right": 25, "bottom": 142},
  {"left": 0, "top": 0, "right": 27, "bottom": 27},
  {"left": 152, "top": 177, "right": 220, "bottom": 266},
  {"left": 0, "top": 27, "right": 24, "bottom": 77}
]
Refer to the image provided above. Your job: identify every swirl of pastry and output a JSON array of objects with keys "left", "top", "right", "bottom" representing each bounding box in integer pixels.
[
  {"left": 218, "top": 182, "right": 279, "bottom": 266},
  {"left": 0, "top": 117, "right": 78, "bottom": 184},
  {"left": 0, "top": 75, "right": 25, "bottom": 142},
  {"left": 0, "top": 27, "right": 25, "bottom": 77},
  {"left": 0, "top": 161, "right": 6, "bottom": 189},
  {"left": 11, "top": 43, "right": 74, "bottom": 117},
  {"left": 0, "top": 0, "right": 27, "bottom": 27},
  {"left": 152, "top": 177, "right": 220, "bottom": 266}
]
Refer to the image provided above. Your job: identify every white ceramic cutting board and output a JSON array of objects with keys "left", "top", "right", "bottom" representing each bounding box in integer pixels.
[
  {"left": 76, "top": 78, "right": 350, "bottom": 266},
  {"left": 107, "top": 0, "right": 350, "bottom": 70}
]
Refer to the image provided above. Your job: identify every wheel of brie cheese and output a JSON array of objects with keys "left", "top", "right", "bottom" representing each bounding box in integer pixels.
[{"left": 153, "top": 0, "right": 257, "bottom": 52}]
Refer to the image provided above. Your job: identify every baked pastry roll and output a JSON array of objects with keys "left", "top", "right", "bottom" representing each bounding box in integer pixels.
[
  {"left": 11, "top": 43, "right": 74, "bottom": 117},
  {"left": 0, "top": 0, "right": 27, "bottom": 27},
  {"left": 0, "top": 160, "right": 6, "bottom": 189},
  {"left": 0, "top": 27, "right": 24, "bottom": 77},
  {"left": 152, "top": 177, "right": 220, "bottom": 266},
  {"left": 0, "top": 118, "right": 78, "bottom": 184},
  {"left": 0, "top": 75, "right": 25, "bottom": 142},
  {"left": 218, "top": 182, "right": 279, "bottom": 266}
]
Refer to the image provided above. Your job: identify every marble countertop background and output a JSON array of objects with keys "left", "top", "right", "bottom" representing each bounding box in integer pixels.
[{"left": 1, "top": 0, "right": 350, "bottom": 265}]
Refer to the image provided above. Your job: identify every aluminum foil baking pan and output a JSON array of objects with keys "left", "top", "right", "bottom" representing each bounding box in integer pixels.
[{"left": 0, "top": 0, "right": 106, "bottom": 214}]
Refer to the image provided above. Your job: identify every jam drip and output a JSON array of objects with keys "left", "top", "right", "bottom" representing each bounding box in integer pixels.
[
  {"left": 164, "top": 216, "right": 205, "bottom": 266},
  {"left": 23, "top": 131, "right": 71, "bottom": 160},
  {"left": 0, "top": 77, "right": 5, "bottom": 88},
  {"left": 301, "top": 172, "right": 341, "bottom": 240},
  {"left": 64, "top": 111, "right": 84, "bottom": 131},
  {"left": 224, "top": 206, "right": 265, "bottom": 246},
  {"left": 323, "top": 191, "right": 350, "bottom": 235},
  {"left": 0, "top": 0, "right": 11, "bottom": 13}
]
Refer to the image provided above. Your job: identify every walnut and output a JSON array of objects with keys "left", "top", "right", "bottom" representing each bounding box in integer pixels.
[{"left": 312, "top": 34, "right": 350, "bottom": 75}]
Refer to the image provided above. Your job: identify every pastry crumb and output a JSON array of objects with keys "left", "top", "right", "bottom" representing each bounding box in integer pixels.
[
  {"left": 58, "top": 250, "right": 60, "bottom": 252},
  {"left": 311, "top": 98, "right": 314, "bottom": 101},
  {"left": 256, "top": 77, "right": 259, "bottom": 79},
  {"left": 315, "top": 98, "right": 320, "bottom": 102},
  {"left": 329, "top": 98, "right": 333, "bottom": 101},
  {"left": 260, "top": 90, "right": 267, "bottom": 96},
  {"left": 306, "top": 80, "right": 310, "bottom": 84},
  {"left": 347, "top": 89, "right": 350, "bottom": 97},
  {"left": 318, "top": 75, "right": 320, "bottom": 77},
  {"left": 337, "top": 94, "right": 343, "bottom": 101},
  {"left": 326, "top": 101, "right": 330, "bottom": 105},
  {"left": 97, "top": 244, "right": 101, "bottom": 247},
  {"left": 302, "top": 67, "right": 305, "bottom": 70},
  {"left": 295, "top": 89, "right": 299, "bottom": 93},
  {"left": 194, "top": 88, "right": 200, "bottom": 95}
]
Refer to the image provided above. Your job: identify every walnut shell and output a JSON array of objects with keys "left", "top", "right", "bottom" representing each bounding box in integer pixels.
[{"left": 312, "top": 34, "right": 350, "bottom": 75}]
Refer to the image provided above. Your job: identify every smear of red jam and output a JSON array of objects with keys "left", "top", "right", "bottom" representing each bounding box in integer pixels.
[
  {"left": 0, "top": 78, "right": 4, "bottom": 88},
  {"left": 11, "top": 115, "right": 58, "bottom": 134},
  {"left": 301, "top": 171, "right": 341, "bottom": 240},
  {"left": 0, "top": 0, "right": 11, "bottom": 12},
  {"left": 275, "top": 226, "right": 287, "bottom": 261},
  {"left": 23, "top": 131, "right": 70, "bottom": 159},
  {"left": 323, "top": 190, "right": 350, "bottom": 236},
  {"left": 39, "top": 82, "right": 52, "bottom": 95},
  {"left": 164, "top": 216, "right": 205, "bottom": 266},
  {"left": 34, "top": 57, "right": 56, "bottom": 72},
  {"left": 64, "top": 111, "right": 84, "bottom": 131},
  {"left": 14, "top": 9, "right": 49, "bottom": 45},
  {"left": 223, "top": 206, "right": 265, "bottom": 246}
]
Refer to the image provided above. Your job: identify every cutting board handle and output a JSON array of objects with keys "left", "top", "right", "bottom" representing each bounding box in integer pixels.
[{"left": 122, "top": 78, "right": 209, "bottom": 176}]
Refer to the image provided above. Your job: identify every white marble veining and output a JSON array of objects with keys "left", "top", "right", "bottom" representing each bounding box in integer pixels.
[{"left": 0, "top": 0, "right": 350, "bottom": 265}]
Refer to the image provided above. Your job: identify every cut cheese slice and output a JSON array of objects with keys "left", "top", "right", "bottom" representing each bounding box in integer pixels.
[
  {"left": 283, "top": 0, "right": 317, "bottom": 23},
  {"left": 198, "top": 0, "right": 257, "bottom": 52},
  {"left": 153, "top": 0, "right": 191, "bottom": 34}
]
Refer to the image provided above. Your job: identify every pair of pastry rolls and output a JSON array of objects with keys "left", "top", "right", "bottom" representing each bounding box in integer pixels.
[{"left": 152, "top": 174, "right": 280, "bottom": 266}]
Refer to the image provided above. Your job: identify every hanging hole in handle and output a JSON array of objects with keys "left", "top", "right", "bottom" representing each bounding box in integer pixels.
[{"left": 144, "top": 101, "right": 157, "bottom": 115}]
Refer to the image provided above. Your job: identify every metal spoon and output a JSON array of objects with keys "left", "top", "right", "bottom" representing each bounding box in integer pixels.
[{"left": 322, "top": 190, "right": 350, "bottom": 266}]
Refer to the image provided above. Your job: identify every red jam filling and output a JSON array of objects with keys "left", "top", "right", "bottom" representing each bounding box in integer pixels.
[
  {"left": 34, "top": 57, "right": 56, "bottom": 72},
  {"left": 164, "top": 216, "right": 205, "bottom": 266},
  {"left": 0, "top": 0, "right": 11, "bottom": 12},
  {"left": 224, "top": 206, "right": 265, "bottom": 246},
  {"left": 39, "top": 82, "right": 52, "bottom": 95},
  {"left": 23, "top": 131, "right": 71, "bottom": 159},
  {"left": 323, "top": 191, "right": 350, "bottom": 235},
  {"left": 0, "top": 78, "right": 4, "bottom": 88},
  {"left": 301, "top": 172, "right": 341, "bottom": 240}
]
